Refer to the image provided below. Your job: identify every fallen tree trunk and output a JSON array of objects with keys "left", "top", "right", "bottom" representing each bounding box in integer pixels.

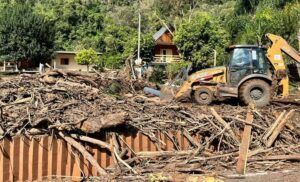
[
  {"left": 76, "top": 112, "right": 127, "bottom": 133},
  {"left": 248, "top": 154, "right": 300, "bottom": 162},
  {"left": 58, "top": 131, "right": 108, "bottom": 176},
  {"left": 137, "top": 150, "right": 194, "bottom": 158},
  {"left": 70, "top": 134, "right": 112, "bottom": 151}
]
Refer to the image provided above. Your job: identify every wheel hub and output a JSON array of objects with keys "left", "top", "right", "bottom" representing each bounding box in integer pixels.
[
  {"left": 250, "top": 88, "right": 263, "bottom": 100},
  {"left": 194, "top": 87, "right": 213, "bottom": 105},
  {"left": 200, "top": 93, "right": 209, "bottom": 100}
]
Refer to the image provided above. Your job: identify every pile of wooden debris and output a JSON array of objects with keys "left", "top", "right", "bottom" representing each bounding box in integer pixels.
[{"left": 0, "top": 70, "right": 299, "bottom": 179}]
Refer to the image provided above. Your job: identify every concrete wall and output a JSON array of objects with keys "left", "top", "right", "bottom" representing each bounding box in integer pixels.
[{"left": 51, "top": 53, "right": 88, "bottom": 72}]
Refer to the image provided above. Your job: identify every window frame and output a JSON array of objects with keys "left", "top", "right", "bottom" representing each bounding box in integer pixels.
[{"left": 60, "top": 58, "right": 69, "bottom": 65}]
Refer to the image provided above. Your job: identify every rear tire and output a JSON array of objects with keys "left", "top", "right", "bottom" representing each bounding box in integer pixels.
[
  {"left": 194, "top": 87, "right": 213, "bottom": 105},
  {"left": 239, "top": 79, "right": 271, "bottom": 107}
]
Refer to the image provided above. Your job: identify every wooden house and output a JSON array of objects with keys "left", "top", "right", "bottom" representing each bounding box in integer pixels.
[{"left": 153, "top": 27, "right": 181, "bottom": 64}]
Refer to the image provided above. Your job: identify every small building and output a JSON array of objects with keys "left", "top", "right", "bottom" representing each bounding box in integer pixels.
[
  {"left": 51, "top": 51, "right": 101, "bottom": 72},
  {"left": 0, "top": 61, "right": 18, "bottom": 72},
  {"left": 0, "top": 60, "right": 37, "bottom": 73},
  {"left": 153, "top": 26, "right": 181, "bottom": 64}
]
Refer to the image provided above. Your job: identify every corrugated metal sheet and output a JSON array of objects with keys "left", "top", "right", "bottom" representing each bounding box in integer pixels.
[{"left": 0, "top": 131, "right": 193, "bottom": 181}]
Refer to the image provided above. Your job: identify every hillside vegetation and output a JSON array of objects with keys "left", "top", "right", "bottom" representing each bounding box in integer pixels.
[{"left": 0, "top": 0, "right": 299, "bottom": 69}]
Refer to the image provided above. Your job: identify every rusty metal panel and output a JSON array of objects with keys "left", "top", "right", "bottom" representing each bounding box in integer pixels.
[{"left": 0, "top": 131, "right": 194, "bottom": 181}]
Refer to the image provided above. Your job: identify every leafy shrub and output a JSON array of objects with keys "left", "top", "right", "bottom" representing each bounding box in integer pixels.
[
  {"left": 149, "top": 65, "right": 167, "bottom": 84},
  {"left": 166, "top": 62, "right": 192, "bottom": 80},
  {"left": 75, "top": 48, "right": 99, "bottom": 72}
]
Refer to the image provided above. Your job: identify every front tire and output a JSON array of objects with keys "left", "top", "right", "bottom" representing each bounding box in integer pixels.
[
  {"left": 239, "top": 79, "right": 271, "bottom": 107},
  {"left": 194, "top": 87, "right": 213, "bottom": 105}
]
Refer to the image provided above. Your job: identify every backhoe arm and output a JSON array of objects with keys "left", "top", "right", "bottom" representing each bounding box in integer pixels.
[
  {"left": 266, "top": 33, "right": 300, "bottom": 97},
  {"left": 267, "top": 33, "right": 300, "bottom": 65}
]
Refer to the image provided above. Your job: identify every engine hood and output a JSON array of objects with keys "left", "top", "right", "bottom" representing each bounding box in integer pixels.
[{"left": 187, "top": 66, "right": 226, "bottom": 81}]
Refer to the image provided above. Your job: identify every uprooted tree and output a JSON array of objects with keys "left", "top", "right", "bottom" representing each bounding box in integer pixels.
[{"left": 0, "top": 3, "right": 55, "bottom": 67}]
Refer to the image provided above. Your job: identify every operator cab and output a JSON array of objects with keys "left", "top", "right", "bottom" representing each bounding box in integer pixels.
[{"left": 226, "top": 45, "right": 269, "bottom": 86}]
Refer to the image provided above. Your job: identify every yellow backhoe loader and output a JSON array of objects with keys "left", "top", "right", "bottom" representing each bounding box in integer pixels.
[{"left": 172, "top": 34, "right": 300, "bottom": 107}]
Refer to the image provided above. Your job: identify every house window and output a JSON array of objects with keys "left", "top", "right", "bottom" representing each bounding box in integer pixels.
[
  {"left": 60, "top": 58, "right": 69, "bottom": 65},
  {"left": 162, "top": 50, "right": 167, "bottom": 55}
]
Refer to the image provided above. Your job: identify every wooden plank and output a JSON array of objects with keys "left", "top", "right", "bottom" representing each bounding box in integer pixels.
[
  {"left": 236, "top": 108, "right": 254, "bottom": 175},
  {"left": 266, "top": 109, "right": 295, "bottom": 147},
  {"left": 210, "top": 107, "right": 240, "bottom": 144},
  {"left": 263, "top": 110, "right": 286, "bottom": 142}
]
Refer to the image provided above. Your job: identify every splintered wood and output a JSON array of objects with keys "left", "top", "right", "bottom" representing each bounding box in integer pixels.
[
  {"left": 0, "top": 70, "right": 299, "bottom": 179},
  {"left": 265, "top": 110, "right": 295, "bottom": 147},
  {"left": 236, "top": 107, "right": 253, "bottom": 175}
]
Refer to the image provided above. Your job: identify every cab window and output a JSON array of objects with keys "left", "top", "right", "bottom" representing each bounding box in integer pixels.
[
  {"left": 252, "top": 49, "right": 268, "bottom": 74},
  {"left": 230, "top": 48, "right": 251, "bottom": 67}
]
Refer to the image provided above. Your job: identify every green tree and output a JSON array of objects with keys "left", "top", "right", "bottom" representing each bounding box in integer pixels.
[
  {"left": 174, "top": 12, "right": 230, "bottom": 69},
  {"left": 166, "top": 62, "right": 192, "bottom": 80},
  {"left": 0, "top": 3, "right": 55, "bottom": 67},
  {"left": 229, "top": 2, "right": 300, "bottom": 46},
  {"left": 235, "top": 0, "right": 260, "bottom": 14},
  {"left": 75, "top": 48, "right": 99, "bottom": 72},
  {"left": 33, "top": 0, "right": 105, "bottom": 51},
  {"left": 1, "top": 0, "right": 298, "bottom": 71}
]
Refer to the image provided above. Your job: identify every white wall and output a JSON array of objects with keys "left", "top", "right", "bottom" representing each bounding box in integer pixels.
[{"left": 51, "top": 53, "right": 89, "bottom": 72}]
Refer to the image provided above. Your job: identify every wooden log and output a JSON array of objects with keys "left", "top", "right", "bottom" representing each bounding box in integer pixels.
[
  {"left": 263, "top": 110, "right": 286, "bottom": 142},
  {"left": 113, "top": 147, "right": 138, "bottom": 174},
  {"left": 77, "top": 112, "right": 127, "bottom": 133},
  {"left": 70, "top": 134, "right": 111, "bottom": 151},
  {"left": 266, "top": 109, "right": 295, "bottom": 147},
  {"left": 190, "top": 151, "right": 239, "bottom": 163},
  {"left": 56, "top": 80, "right": 99, "bottom": 93},
  {"left": 78, "top": 77, "right": 98, "bottom": 88},
  {"left": 136, "top": 150, "right": 194, "bottom": 158},
  {"left": 210, "top": 107, "right": 239, "bottom": 144},
  {"left": 182, "top": 129, "right": 200, "bottom": 148},
  {"left": 248, "top": 154, "right": 300, "bottom": 162},
  {"left": 0, "top": 125, "right": 4, "bottom": 136},
  {"left": 58, "top": 131, "right": 107, "bottom": 176},
  {"left": 272, "top": 99, "right": 300, "bottom": 106},
  {"left": 119, "top": 148, "right": 129, "bottom": 159},
  {"left": 4, "top": 97, "right": 32, "bottom": 106},
  {"left": 41, "top": 75, "right": 57, "bottom": 84},
  {"left": 224, "top": 116, "right": 265, "bottom": 130},
  {"left": 41, "top": 70, "right": 60, "bottom": 77},
  {"left": 236, "top": 107, "right": 253, "bottom": 175}
]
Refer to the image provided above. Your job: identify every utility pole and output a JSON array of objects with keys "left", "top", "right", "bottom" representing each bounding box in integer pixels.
[
  {"left": 135, "top": 11, "right": 142, "bottom": 66},
  {"left": 133, "top": 9, "right": 142, "bottom": 79},
  {"left": 298, "top": 28, "right": 300, "bottom": 52},
  {"left": 213, "top": 49, "right": 217, "bottom": 67},
  {"left": 137, "top": 12, "right": 141, "bottom": 63}
]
